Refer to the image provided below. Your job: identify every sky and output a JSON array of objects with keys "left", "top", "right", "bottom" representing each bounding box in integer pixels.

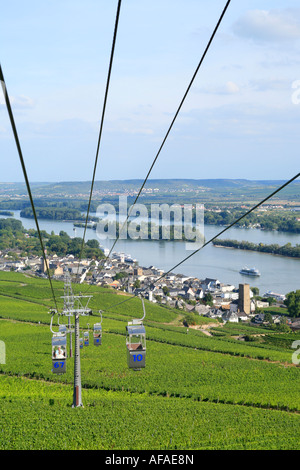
[{"left": 0, "top": 0, "right": 300, "bottom": 183}]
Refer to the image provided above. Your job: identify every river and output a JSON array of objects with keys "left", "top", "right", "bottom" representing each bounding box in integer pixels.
[{"left": 1, "top": 210, "right": 299, "bottom": 295}]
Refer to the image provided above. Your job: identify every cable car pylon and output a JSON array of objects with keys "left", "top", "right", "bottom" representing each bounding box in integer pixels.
[
  {"left": 60, "top": 270, "right": 93, "bottom": 408},
  {"left": 63, "top": 270, "right": 74, "bottom": 358}
]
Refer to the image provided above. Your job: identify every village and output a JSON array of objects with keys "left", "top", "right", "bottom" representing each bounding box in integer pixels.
[{"left": 0, "top": 247, "right": 293, "bottom": 328}]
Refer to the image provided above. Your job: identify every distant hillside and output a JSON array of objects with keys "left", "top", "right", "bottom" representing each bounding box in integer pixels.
[
  {"left": 0, "top": 179, "right": 299, "bottom": 204},
  {"left": 1, "top": 178, "right": 299, "bottom": 194}
]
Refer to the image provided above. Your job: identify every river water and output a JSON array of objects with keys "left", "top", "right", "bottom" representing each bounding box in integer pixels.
[{"left": 1, "top": 210, "right": 299, "bottom": 295}]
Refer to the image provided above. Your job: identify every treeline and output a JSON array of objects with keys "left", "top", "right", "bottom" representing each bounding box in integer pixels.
[
  {"left": 3, "top": 197, "right": 300, "bottom": 233},
  {"left": 0, "top": 219, "right": 25, "bottom": 252},
  {"left": 119, "top": 207, "right": 300, "bottom": 234},
  {"left": 20, "top": 207, "right": 99, "bottom": 222},
  {"left": 213, "top": 238, "right": 300, "bottom": 258},
  {"left": 0, "top": 198, "right": 100, "bottom": 212},
  {"left": 44, "top": 231, "right": 104, "bottom": 259},
  {"left": 2, "top": 197, "right": 300, "bottom": 233},
  {"left": 0, "top": 211, "right": 14, "bottom": 216},
  {"left": 96, "top": 220, "right": 204, "bottom": 242},
  {"left": 0, "top": 218, "right": 104, "bottom": 260},
  {"left": 203, "top": 210, "right": 300, "bottom": 233}
]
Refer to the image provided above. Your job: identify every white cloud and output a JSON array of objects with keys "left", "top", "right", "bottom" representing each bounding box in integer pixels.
[
  {"left": 226, "top": 81, "right": 240, "bottom": 94},
  {"left": 248, "top": 78, "right": 290, "bottom": 92},
  {"left": 193, "top": 81, "right": 240, "bottom": 96},
  {"left": 0, "top": 93, "right": 35, "bottom": 109},
  {"left": 232, "top": 9, "right": 300, "bottom": 43},
  {"left": 116, "top": 126, "right": 154, "bottom": 136},
  {"left": 11, "top": 95, "right": 35, "bottom": 109}
]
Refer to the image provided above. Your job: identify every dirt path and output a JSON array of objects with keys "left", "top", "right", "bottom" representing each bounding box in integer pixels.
[{"left": 189, "top": 322, "right": 221, "bottom": 336}]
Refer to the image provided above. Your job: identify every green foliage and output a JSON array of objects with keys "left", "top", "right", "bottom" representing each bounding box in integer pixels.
[
  {"left": 0, "top": 318, "right": 299, "bottom": 412},
  {"left": 0, "top": 218, "right": 104, "bottom": 260},
  {"left": 213, "top": 238, "right": 300, "bottom": 258},
  {"left": 162, "top": 286, "right": 170, "bottom": 296},
  {"left": 0, "top": 210, "right": 14, "bottom": 216},
  {"left": 20, "top": 207, "right": 98, "bottom": 222},
  {"left": 1, "top": 375, "right": 299, "bottom": 450},
  {"left": 205, "top": 209, "right": 300, "bottom": 233},
  {"left": 182, "top": 313, "right": 197, "bottom": 326},
  {"left": 244, "top": 335, "right": 256, "bottom": 342},
  {"left": 0, "top": 272, "right": 299, "bottom": 450},
  {"left": 251, "top": 287, "right": 260, "bottom": 296},
  {"left": 284, "top": 290, "right": 300, "bottom": 318},
  {"left": 114, "top": 271, "right": 129, "bottom": 280},
  {"left": 203, "top": 293, "right": 213, "bottom": 306}
]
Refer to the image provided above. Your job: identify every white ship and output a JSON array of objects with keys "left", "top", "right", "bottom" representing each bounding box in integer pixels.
[{"left": 239, "top": 267, "right": 260, "bottom": 277}]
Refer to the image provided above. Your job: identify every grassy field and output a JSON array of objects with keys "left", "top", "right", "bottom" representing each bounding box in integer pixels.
[{"left": 0, "top": 271, "right": 299, "bottom": 450}]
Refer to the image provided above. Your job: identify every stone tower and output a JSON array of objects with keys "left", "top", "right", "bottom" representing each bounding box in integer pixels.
[{"left": 238, "top": 283, "right": 250, "bottom": 315}]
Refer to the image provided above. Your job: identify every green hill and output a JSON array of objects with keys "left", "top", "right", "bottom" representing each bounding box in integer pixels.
[{"left": 0, "top": 271, "right": 299, "bottom": 450}]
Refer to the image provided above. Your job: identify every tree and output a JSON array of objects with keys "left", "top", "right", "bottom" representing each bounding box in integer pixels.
[
  {"left": 203, "top": 293, "right": 213, "bottom": 306},
  {"left": 162, "top": 286, "right": 170, "bottom": 296},
  {"left": 251, "top": 287, "right": 259, "bottom": 296},
  {"left": 182, "top": 313, "right": 197, "bottom": 327},
  {"left": 86, "top": 239, "right": 99, "bottom": 249},
  {"left": 265, "top": 297, "right": 276, "bottom": 306},
  {"left": 284, "top": 290, "right": 300, "bottom": 318},
  {"left": 115, "top": 271, "right": 128, "bottom": 280},
  {"left": 264, "top": 312, "right": 273, "bottom": 324}
]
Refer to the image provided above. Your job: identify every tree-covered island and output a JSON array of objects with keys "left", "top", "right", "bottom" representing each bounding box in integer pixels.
[{"left": 213, "top": 238, "right": 300, "bottom": 258}]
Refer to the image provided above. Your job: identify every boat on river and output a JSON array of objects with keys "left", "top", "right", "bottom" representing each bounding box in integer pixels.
[{"left": 239, "top": 267, "right": 260, "bottom": 277}]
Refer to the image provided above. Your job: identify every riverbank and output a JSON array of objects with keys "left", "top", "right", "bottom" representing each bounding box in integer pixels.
[
  {"left": 1, "top": 211, "right": 299, "bottom": 294},
  {"left": 213, "top": 244, "right": 300, "bottom": 261},
  {"left": 213, "top": 239, "right": 300, "bottom": 259}
]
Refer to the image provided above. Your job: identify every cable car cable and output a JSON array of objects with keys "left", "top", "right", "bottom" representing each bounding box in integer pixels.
[
  {"left": 0, "top": 64, "right": 59, "bottom": 313},
  {"left": 103, "top": 0, "right": 232, "bottom": 264},
  {"left": 101, "top": 171, "right": 300, "bottom": 312},
  {"left": 75, "top": 0, "right": 122, "bottom": 285},
  {"left": 153, "top": 172, "right": 300, "bottom": 283},
  {"left": 81, "top": 0, "right": 232, "bottom": 296}
]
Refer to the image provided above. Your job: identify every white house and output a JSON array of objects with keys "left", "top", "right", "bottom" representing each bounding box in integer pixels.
[
  {"left": 221, "top": 291, "right": 239, "bottom": 300},
  {"left": 222, "top": 311, "right": 239, "bottom": 323},
  {"left": 256, "top": 300, "right": 269, "bottom": 308},
  {"left": 201, "top": 278, "right": 221, "bottom": 292},
  {"left": 237, "top": 312, "right": 250, "bottom": 322},
  {"left": 220, "top": 284, "right": 235, "bottom": 293}
]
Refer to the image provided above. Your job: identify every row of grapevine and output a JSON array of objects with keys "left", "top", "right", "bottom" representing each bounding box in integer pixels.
[
  {"left": 1, "top": 319, "right": 299, "bottom": 411},
  {"left": 0, "top": 375, "right": 299, "bottom": 450}
]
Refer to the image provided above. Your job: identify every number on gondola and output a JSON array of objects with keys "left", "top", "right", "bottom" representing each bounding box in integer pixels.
[{"left": 52, "top": 333, "right": 67, "bottom": 374}]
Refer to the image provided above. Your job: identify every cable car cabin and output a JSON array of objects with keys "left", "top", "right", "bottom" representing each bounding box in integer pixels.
[
  {"left": 84, "top": 331, "right": 89, "bottom": 346},
  {"left": 126, "top": 322, "right": 146, "bottom": 370},
  {"left": 80, "top": 337, "right": 83, "bottom": 349},
  {"left": 52, "top": 333, "right": 67, "bottom": 374},
  {"left": 93, "top": 323, "right": 102, "bottom": 346}
]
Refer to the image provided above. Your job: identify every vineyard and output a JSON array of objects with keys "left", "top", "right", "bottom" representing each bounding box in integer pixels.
[{"left": 0, "top": 271, "right": 299, "bottom": 450}]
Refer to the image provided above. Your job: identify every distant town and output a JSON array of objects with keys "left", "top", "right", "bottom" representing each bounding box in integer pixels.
[
  {"left": 0, "top": 178, "right": 299, "bottom": 331},
  {"left": 1, "top": 245, "right": 299, "bottom": 331}
]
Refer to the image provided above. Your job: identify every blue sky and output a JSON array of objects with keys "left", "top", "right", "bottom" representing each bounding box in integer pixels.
[{"left": 1, "top": 0, "right": 300, "bottom": 183}]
